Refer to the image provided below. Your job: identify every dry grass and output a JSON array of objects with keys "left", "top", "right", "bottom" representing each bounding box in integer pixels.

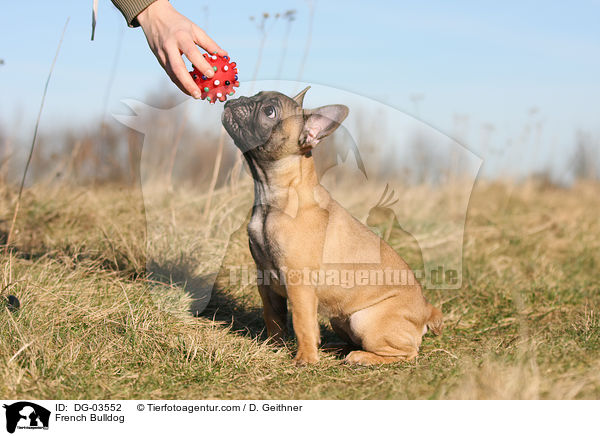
[{"left": 0, "top": 178, "right": 599, "bottom": 399}]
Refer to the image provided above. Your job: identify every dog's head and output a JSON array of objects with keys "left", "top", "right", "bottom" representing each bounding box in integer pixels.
[{"left": 221, "top": 86, "right": 348, "bottom": 161}]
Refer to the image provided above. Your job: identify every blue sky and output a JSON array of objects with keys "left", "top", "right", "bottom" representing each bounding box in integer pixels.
[{"left": 1, "top": 0, "right": 599, "bottom": 178}]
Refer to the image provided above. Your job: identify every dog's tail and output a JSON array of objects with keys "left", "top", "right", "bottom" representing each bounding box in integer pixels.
[{"left": 426, "top": 304, "right": 443, "bottom": 336}]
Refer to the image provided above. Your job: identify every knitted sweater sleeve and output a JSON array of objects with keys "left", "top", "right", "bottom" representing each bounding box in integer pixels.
[{"left": 111, "top": 0, "right": 157, "bottom": 27}]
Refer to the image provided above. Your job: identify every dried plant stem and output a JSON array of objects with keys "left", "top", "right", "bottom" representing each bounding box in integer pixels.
[
  {"left": 63, "top": 140, "right": 84, "bottom": 182},
  {"left": 91, "top": 0, "right": 98, "bottom": 40},
  {"left": 277, "top": 17, "right": 294, "bottom": 80},
  {"left": 230, "top": 152, "right": 243, "bottom": 192},
  {"left": 250, "top": 34, "right": 267, "bottom": 94},
  {"left": 296, "top": 1, "right": 315, "bottom": 86},
  {"left": 0, "top": 146, "right": 14, "bottom": 183},
  {"left": 229, "top": 12, "right": 281, "bottom": 191},
  {"left": 166, "top": 109, "right": 189, "bottom": 190},
  {"left": 203, "top": 127, "right": 226, "bottom": 218},
  {"left": 3, "top": 17, "right": 69, "bottom": 253},
  {"left": 101, "top": 27, "right": 125, "bottom": 123}
]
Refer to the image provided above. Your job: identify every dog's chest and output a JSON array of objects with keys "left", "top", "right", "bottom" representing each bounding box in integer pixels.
[{"left": 247, "top": 210, "right": 280, "bottom": 271}]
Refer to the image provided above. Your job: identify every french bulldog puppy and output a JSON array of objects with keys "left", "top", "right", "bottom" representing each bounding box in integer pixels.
[{"left": 221, "top": 87, "right": 443, "bottom": 365}]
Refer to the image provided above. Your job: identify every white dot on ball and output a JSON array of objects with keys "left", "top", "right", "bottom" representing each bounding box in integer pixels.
[
  {"left": 223, "top": 66, "right": 229, "bottom": 71},
  {"left": 217, "top": 93, "right": 222, "bottom": 97},
  {"left": 211, "top": 55, "right": 217, "bottom": 60},
  {"left": 214, "top": 80, "right": 220, "bottom": 86}
]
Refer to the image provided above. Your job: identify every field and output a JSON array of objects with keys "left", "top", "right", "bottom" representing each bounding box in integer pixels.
[{"left": 1, "top": 178, "right": 599, "bottom": 399}]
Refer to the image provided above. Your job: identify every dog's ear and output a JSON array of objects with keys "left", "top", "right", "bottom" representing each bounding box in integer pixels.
[
  {"left": 292, "top": 86, "right": 311, "bottom": 107},
  {"left": 300, "top": 105, "right": 349, "bottom": 147}
]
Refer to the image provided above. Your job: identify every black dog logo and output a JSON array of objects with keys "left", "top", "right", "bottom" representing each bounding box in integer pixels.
[{"left": 3, "top": 402, "right": 50, "bottom": 434}]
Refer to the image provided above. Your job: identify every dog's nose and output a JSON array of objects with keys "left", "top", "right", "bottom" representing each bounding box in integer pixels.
[{"left": 225, "top": 96, "right": 243, "bottom": 108}]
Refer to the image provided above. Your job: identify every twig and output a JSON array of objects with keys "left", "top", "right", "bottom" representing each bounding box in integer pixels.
[
  {"left": 229, "top": 12, "right": 278, "bottom": 190},
  {"left": 27, "top": 283, "right": 124, "bottom": 327},
  {"left": 9, "top": 341, "right": 34, "bottom": 364},
  {"left": 295, "top": 1, "right": 315, "bottom": 86},
  {"left": 166, "top": 107, "right": 190, "bottom": 191},
  {"left": 277, "top": 10, "right": 297, "bottom": 80},
  {"left": 203, "top": 126, "right": 225, "bottom": 218},
  {"left": 475, "top": 317, "right": 516, "bottom": 334},
  {"left": 118, "top": 281, "right": 136, "bottom": 328},
  {"left": 249, "top": 12, "right": 276, "bottom": 94},
  {"left": 3, "top": 17, "right": 69, "bottom": 253},
  {"left": 101, "top": 27, "right": 125, "bottom": 123},
  {"left": 91, "top": 0, "right": 98, "bottom": 40},
  {"left": 0, "top": 144, "right": 15, "bottom": 183},
  {"left": 0, "top": 280, "right": 26, "bottom": 296},
  {"left": 427, "top": 348, "right": 458, "bottom": 359}
]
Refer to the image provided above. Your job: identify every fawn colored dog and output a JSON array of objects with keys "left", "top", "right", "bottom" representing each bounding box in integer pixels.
[{"left": 221, "top": 87, "right": 442, "bottom": 364}]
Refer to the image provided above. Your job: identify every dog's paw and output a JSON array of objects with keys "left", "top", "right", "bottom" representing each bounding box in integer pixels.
[
  {"left": 345, "top": 350, "right": 376, "bottom": 365},
  {"left": 294, "top": 348, "right": 319, "bottom": 365},
  {"left": 344, "top": 349, "right": 417, "bottom": 365},
  {"left": 344, "top": 350, "right": 409, "bottom": 365}
]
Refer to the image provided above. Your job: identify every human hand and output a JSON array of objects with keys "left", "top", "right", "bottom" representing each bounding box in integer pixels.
[{"left": 137, "top": 0, "right": 227, "bottom": 98}]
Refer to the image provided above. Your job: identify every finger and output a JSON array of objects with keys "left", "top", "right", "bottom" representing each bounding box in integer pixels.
[
  {"left": 165, "top": 68, "right": 192, "bottom": 96},
  {"left": 193, "top": 26, "right": 227, "bottom": 56},
  {"left": 166, "top": 46, "right": 200, "bottom": 98},
  {"left": 154, "top": 49, "right": 187, "bottom": 94},
  {"left": 150, "top": 46, "right": 168, "bottom": 70},
  {"left": 184, "top": 42, "right": 215, "bottom": 79}
]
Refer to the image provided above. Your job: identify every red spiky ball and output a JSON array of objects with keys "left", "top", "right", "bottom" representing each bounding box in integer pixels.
[{"left": 189, "top": 54, "right": 239, "bottom": 104}]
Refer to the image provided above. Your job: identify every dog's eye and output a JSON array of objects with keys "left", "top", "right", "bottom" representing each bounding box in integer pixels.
[{"left": 263, "top": 105, "right": 276, "bottom": 119}]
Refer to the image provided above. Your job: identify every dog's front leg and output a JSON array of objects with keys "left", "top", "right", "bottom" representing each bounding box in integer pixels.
[
  {"left": 257, "top": 284, "right": 288, "bottom": 342},
  {"left": 288, "top": 285, "right": 320, "bottom": 364}
]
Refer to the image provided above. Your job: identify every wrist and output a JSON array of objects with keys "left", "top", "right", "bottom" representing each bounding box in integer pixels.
[{"left": 137, "top": 0, "right": 173, "bottom": 28}]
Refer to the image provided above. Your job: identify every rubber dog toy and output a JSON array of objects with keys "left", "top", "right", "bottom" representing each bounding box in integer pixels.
[{"left": 189, "top": 54, "right": 239, "bottom": 103}]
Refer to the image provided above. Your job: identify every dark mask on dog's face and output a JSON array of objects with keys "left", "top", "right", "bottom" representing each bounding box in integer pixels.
[
  {"left": 222, "top": 91, "right": 300, "bottom": 157},
  {"left": 222, "top": 88, "right": 348, "bottom": 162}
]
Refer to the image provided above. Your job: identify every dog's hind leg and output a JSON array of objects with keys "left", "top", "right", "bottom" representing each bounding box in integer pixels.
[
  {"left": 344, "top": 330, "right": 420, "bottom": 365},
  {"left": 258, "top": 284, "right": 288, "bottom": 342},
  {"left": 345, "top": 345, "right": 417, "bottom": 365},
  {"left": 322, "top": 317, "right": 361, "bottom": 357},
  {"left": 343, "top": 299, "right": 423, "bottom": 365},
  {"left": 330, "top": 317, "right": 361, "bottom": 347}
]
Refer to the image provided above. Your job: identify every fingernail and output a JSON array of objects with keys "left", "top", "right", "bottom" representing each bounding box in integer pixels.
[
  {"left": 193, "top": 91, "right": 201, "bottom": 99},
  {"left": 204, "top": 69, "right": 214, "bottom": 78}
]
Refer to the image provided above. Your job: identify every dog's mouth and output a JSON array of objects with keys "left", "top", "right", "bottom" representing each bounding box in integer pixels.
[
  {"left": 299, "top": 144, "right": 313, "bottom": 157},
  {"left": 221, "top": 104, "right": 265, "bottom": 154},
  {"left": 221, "top": 106, "right": 244, "bottom": 146},
  {"left": 221, "top": 106, "right": 237, "bottom": 129}
]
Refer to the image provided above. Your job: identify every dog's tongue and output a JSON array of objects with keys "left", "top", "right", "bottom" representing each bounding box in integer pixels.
[{"left": 189, "top": 54, "right": 240, "bottom": 104}]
